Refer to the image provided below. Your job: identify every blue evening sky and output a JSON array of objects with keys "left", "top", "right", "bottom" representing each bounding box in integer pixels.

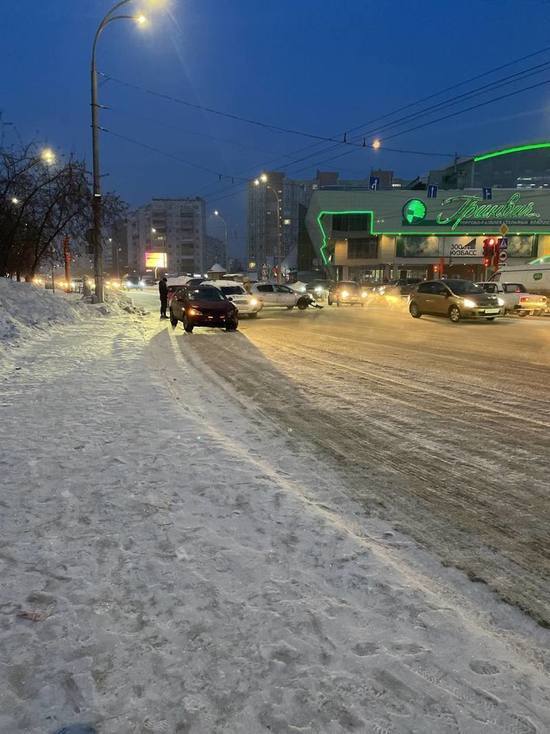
[{"left": 3, "top": 0, "right": 550, "bottom": 256}]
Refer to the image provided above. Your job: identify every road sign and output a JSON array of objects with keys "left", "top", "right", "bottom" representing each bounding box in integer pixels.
[
  {"left": 500, "top": 223, "right": 509, "bottom": 235},
  {"left": 369, "top": 176, "right": 380, "bottom": 191},
  {"left": 499, "top": 236, "right": 508, "bottom": 250},
  {"left": 499, "top": 250, "right": 509, "bottom": 263},
  {"left": 482, "top": 187, "right": 492, "bottom": 200},
  {"left": 427, "top": 184, "right": 438, "bottom": 199}
]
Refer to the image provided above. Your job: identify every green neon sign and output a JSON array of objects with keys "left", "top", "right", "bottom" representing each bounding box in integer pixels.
[
  {"left": 402, "top": 199, "right": 427, "bottom": 224},
  {"left": 436, "top": 192, "right": 540, "bottom": 230},
  {"left": 316, "top": 209, "right": 550, "bottom": 266},
  {"left": 474, "top": 142, "right": 550, "bottom": 163}
]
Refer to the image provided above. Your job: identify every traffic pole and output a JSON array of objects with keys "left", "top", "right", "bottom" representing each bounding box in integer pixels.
[{"left": 63, "top": 236, "right": 72, "bottom": 292}]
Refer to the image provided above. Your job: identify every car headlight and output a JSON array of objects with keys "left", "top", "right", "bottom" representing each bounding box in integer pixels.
[
  {"left": 139, "top": 280, "right": 145, "bottom": 287},
  {"left": 314, "top": 286, "right": 323, "bottom": 293},
  {"left": 125, "top": 281, "right": 131, "bottom": 288},
  {"left": 188, "top": 307, "right": 201, "bottom": 316},
  {"left": 463, "top": 298, "right": 477, "bottom": 308},
  {"left": 361, "top": 291, "right": 368, "bottom": 298},
  {"left": 250, "top": 297, "right": 258, "bottom": 306},
  {"left": 342, "top": 290, "right": 349, "bottom": 298},
  {"left": 497, "top": 297, "right": 505, "bottom": 306}
]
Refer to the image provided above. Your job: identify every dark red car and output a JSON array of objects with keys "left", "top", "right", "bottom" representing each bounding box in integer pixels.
[{"left": 169, "top": 285, "right": 238, "bottom": 333}]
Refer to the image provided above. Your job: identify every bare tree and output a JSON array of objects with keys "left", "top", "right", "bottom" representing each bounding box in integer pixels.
[{"left": 1, "top": 142, "right": 126, "bottom": 280}]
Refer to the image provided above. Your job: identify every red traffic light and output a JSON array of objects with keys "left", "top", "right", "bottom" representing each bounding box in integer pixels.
[{"left": 483, "top": 257, "right": 491, "bottom": 267}]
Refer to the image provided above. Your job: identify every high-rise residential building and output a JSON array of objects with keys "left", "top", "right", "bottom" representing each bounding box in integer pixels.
[
  {"left": 247, "top": 170, "right": 377, "bottom": 276},
  {"left": 127, "top": 198, "right": 207, "bottom": 275}
]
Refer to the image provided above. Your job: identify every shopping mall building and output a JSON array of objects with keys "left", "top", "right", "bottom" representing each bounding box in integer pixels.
[{"left": 304, "top": 143, "right": 550, "bottom": 282}]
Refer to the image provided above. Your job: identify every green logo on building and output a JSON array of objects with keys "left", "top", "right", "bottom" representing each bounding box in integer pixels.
[{"left": 403, "top": 199, "right": 427, "bottom": 225}]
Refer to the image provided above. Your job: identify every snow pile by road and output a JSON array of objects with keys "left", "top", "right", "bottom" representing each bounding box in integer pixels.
[{"left": 0, "top": 278, "right": 141, "bottom": 361}]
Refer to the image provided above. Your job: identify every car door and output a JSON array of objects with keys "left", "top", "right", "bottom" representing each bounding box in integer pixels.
[
  {"left": 255, "top": 284, "right": 276, "bottom": 305},
  {"left": 275, "top": 285, "right": 296, "bottom": 306},
  {"left": 171, "top": 289, "right": 186, "bottom": 319},
  {"left": 414, "top": 282, "right": 433, "bottom": 312},
  {"left": 431, "top": 282, "right": 450, "bottom": 314}
]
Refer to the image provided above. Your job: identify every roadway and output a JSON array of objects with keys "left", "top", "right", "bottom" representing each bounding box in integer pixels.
[{"left": 133, "top": 289, "right": 550, "bottom": 625}]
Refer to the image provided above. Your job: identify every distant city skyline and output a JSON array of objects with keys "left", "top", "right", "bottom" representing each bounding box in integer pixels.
[{"left": 3, "top": 0, "right": 550, "bottom": 259}]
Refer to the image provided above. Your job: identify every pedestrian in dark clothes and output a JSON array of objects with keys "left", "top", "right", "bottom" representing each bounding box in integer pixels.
[{"left": 159, "top": 277, "right": 168, "bottom": 319}]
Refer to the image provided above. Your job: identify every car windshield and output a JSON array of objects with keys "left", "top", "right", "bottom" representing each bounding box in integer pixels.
[
  {"left": 126, "top": 276, "right": 140, "bottom": 284},
  {"left": 190, "top": 288, "right": 225, "bottom": 301},
  {"left": 338, "top": 282, "right": 359, "bottom": 290},
  {"left": 446, "top": 280, "right": 483, "bottom": 295},
  {"left": 220, "top": 286, "right": 245, "bottom": 295}
]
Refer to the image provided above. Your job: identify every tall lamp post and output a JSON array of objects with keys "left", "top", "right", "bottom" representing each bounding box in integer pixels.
[
  {"left": 210, "top": 210, "right": 228, "bottom": 266},
  {"left": 91, "top": 2, "right": 147, "bottom": 303},
  {"left": 254, "top": 174, "right": 282, "bottom": 283}
]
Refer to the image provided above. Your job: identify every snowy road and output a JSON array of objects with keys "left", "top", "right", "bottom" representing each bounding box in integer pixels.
[
  {"left": 1, "top": 293, "right": 550, "bottom": 732},
  {"left": 158, "top": 297, "right": 550, "bottom": 627}
]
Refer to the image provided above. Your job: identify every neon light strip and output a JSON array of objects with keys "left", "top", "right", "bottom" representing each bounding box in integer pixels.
[
  {"left": 474, "top": 142, "right": 550, "bottom": 163},
  {"left": 316, "top": 209, "right": 549, "bottom": 266}
]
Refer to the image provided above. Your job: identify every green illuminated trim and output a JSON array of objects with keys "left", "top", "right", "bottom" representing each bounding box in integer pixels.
[
  {"left": 474, "top": 142, "right": 550, "bottom": 163},
  {"left": 316, "top": 209, "right": 550, "bottom": 266}
]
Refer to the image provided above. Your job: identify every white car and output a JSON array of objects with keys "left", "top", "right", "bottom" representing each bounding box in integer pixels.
[
  {"left": 251, "top": 282, "right": 305, "bottom": 309},
  {"left": 476, "top": 281, "right": 548, "bottom": 316},
  {"left": 204, "top": 280, "right": 263, "bottom": 317}
]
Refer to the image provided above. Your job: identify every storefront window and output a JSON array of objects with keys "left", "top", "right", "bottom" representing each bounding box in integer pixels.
[
  {"left": 396, "top": 236, "right": 440, "bottom": 257},
  {"left": 332, "top": 214, "right": 372, "bottom": 232},
  {"left": 348, "top": 237, "right": 378, "bottom": 259},
  {"left": 506, "top": 235, "right": 538, "bottom": 257}
]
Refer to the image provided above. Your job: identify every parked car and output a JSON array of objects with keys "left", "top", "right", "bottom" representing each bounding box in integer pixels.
[
  {"left": 123, "top": 275, "right": 145, "bottom": 290},
  {"left": 476, "top": 281, "right": 548, "bottom": 316},
  {"left": 409, "top": 279, "right": 502, "bottom": 322},
  {"left": 250, "top": 283, "right": 312, "bottom": 310},
  {"left": 166, "top": 277, "right": 191, "bottom": 304},
  {"left": 169, "top": 285, "right": 238, "bottom": 333},
  {"left": 203, "top": 280, "right": 263, "bottom": 317},
  {"left": 327, "top": 281, "right": 368, "bottom": 306}
]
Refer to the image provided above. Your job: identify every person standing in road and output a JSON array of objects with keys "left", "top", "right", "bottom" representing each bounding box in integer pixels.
[{"left": 159, "top": 276, "right": 168, "bottom": 319}]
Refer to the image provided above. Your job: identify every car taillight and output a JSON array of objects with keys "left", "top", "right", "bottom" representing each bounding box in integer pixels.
[{"left": 519, "top": 296, "right": 529, "bottom": 303}]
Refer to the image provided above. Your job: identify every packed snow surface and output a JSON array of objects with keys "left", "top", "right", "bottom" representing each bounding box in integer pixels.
[{"left": 0, "top": 285, "right": 549, "bottom": 733}]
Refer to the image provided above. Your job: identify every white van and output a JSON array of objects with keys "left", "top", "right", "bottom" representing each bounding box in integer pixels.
[{"left": 490, "top": 257, "right": 550, "bottom": 298}]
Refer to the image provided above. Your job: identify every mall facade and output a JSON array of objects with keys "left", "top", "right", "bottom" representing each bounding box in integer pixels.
[{"left": 304, "top": 143, "right": 550, "bottom": 282}]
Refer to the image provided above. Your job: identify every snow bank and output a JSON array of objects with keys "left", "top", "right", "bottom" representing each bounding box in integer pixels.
[{"left": 0, "top": 278, "right": 142, "bottom": 359}]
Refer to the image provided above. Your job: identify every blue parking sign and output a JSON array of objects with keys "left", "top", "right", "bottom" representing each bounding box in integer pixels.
[
  {"left": 427, "top": 184, "right": 438, "bottom": 199},
  {"left": 369, "top": 176, "right": 380, "bottom": 191},
  {"left": 483, "top": 187, "right": 492, "bottom": 200}
]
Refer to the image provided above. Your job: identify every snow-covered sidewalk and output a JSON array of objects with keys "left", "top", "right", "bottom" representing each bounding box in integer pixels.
[{"left": 1, "top": 301, "right": 549, "bottom": 733}]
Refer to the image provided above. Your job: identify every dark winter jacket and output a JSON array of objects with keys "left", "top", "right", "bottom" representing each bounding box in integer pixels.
[{"left": 159, "top": 279, "right": 168, "bottom": 298}]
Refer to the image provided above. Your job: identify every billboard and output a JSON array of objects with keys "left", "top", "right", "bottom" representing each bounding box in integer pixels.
[{"left": 145, "top": 252, "right": 167, "bottom": 268}]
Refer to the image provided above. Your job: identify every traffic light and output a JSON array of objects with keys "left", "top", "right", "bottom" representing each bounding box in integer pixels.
[
  {"left": 482, "top": 237, "right": 496, "bottom": 259},
  {"left": 433, "top": 264, "right": 439, "bottom": 274},
  {"left": 483, "top": 257, "right": 491, "bottom": 268}
]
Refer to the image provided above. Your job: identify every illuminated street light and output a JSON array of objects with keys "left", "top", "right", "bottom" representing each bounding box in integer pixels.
[
  {"left": 254, "top": 178, "right": 260, "bottom": 186},
  {"left": 91, "top": 1, "right": 156, "bottom": 304},
  {"left": 151, "top": 227, "right": 157, "bottom": 233},
  {"left": 260, "top": 173, "right": 268, "bottom": 183},
  {"left": 41, "top": 147, "right": 56, "bottom": 166},
  {"left": 11, "top": 197, "right": 19, "bottom": 205},
  {"left": 372, "top": 139, "right": 381, "bottom": 150}
]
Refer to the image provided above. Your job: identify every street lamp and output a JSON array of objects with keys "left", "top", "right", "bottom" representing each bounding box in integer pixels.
[
  {"left": 91, "top": 1, "right": 149, "bottom": 303},
  {"left": 11, "top": 197, "right": 19, "bottom": 205},
  {"left": 255, "top": 174, "right": 282, "bottom": 283},
  {"left": 209, "top": 210, "right": 228, "bottom": 267},
  {"left": 40, "top": 147, "right": 57, "bottom": 166},
  {"left": 372, "top": 139, "right": 381, "bottom": 150}
]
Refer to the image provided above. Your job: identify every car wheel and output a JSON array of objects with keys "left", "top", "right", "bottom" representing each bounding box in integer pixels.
[
  {"left": 226, "top": 319, "right": 238, "bottom": 331},
  {"left": 409, "top": 301, "right": 421, "bottom": 318},
  {"left": 249, "top": 312, "right": 258, "bottom": 319},
  {"left": 297, "top": 299, "right": 308, "bottom": 310},
  {"left": 485, "top": 317, "right": 496, "bottom": 321},
  {"left": 449, "top": 305, "right": 461, "bottom": 323},
  {"left": 169, "top": 310, "right": 178, "bottom": 328},
  {"left": 518, "top": 311, "right": 529, "bottom": 318}
]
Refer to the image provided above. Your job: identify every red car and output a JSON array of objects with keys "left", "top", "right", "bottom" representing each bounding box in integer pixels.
[{"left": 169, "top": 285, "right": 238, "bottom": 333}]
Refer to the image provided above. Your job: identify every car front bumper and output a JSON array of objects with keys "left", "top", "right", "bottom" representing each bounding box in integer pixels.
[{"left": 462, "top": 306, "right": 503, "bottom": 318}]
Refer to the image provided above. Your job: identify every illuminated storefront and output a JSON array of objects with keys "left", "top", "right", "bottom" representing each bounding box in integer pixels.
[{"left": 305, "top": 188, "right": 550, "bottom": 282}]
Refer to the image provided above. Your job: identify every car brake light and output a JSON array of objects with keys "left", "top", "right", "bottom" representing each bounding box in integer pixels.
[{"left": 519, "top": 296, "right": 529, "bottom": 303}]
